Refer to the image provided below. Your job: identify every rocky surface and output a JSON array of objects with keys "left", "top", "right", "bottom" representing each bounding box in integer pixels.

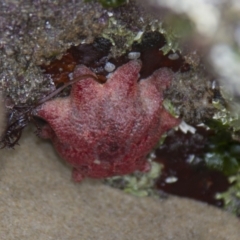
[
  {"left": 0, "top": 93, "right": 5, "bottom": 135},
  {"left": 0, "top": 0, "right": 154, "bottom": 105},
  {"left": 0, "top": 126, "right": 239, "bottom": 240},
  {"left": 0, "top": 0, "right": 107, "bottom": 104}
]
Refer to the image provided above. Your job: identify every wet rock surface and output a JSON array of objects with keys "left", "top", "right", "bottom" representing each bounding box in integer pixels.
[{"left": 0, "top": 0, "right": 107, "bottom": 104}]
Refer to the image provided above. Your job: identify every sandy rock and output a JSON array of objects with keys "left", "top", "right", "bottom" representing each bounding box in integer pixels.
[
  {"left": 0, "top": 126, "right": 239, "bottom": 240},
  {"left": 0, "top": 93, "right": 5, "bottom": 137}
]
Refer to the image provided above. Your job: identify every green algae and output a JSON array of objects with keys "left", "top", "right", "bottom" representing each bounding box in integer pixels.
[
  {"left": 160, "top": 16, "right": 194, "bottom": 55},
  {"left": 101, "top": 16, "right": 139, "bottom": 57},
  {"left": 216, "top": 174, "right": 240, "bottom": 216},
  {"left": 204, "top": 120, "right": 240, "bottom": 176},
  {"left": 98, "top": 0, "right": 128, "bottom": 8},
  {"left": 104, "top": 161, "right": 162, "bottom": 197},
  {"left": 204, "top": 119, "right": 240, "bottom": 216},
  {"left": 85, "top": 0, "right": 128, "bottom": 8}
]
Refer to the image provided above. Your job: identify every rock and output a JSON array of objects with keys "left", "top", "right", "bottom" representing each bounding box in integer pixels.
[
  {"left": 0, "top": 93, "right": 5, "bottom": 136},
  {"left": 0, "top": 126, "right": 239, "bottom": 240}
]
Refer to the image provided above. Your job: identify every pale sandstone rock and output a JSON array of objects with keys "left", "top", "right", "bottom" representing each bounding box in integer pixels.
[{"left": 0, "top": 127, "right": 239, "bottom": 240}]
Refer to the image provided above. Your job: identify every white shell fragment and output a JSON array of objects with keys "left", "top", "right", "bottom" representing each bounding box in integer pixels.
[
  {"left": 128, "top": 52, "right": 141, "bottom": 60},
  {"left": 134, "top": 31, "right": 144, "bottom": 41},
  {"left": 211, "top": 80, "right": 216, "bottom": 89},
  {"left": 165, "top": 176, "right": 178, "bottom": 184},
  {"left": 178, "top": 121, "right": 196, "bottom": 134},
  {"left": 168, "top": 53, "right": 179, "bottom": 60},
  {"left": 186, "top": 154, "right": 195, "bottom": 164},
  {"left": 68, "top": 72, "right": 73, "bottom": 80},
  {"left": 104, "top": 62, "right": 116, "bottom": 73}
]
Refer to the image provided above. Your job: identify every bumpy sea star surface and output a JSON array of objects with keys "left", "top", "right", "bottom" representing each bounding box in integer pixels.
[{"left": 35, "top": 60, "right": 179, "bottom": 182}]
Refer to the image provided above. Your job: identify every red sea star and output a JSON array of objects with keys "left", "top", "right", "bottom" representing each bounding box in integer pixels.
[{"left": 35, "top": 60, "right": 179, "bottom": 182}]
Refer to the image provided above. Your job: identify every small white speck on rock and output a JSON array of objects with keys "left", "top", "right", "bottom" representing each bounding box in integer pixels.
[
  {"left": 128, "top": 52, "right": 141, "bottom": 60},
  {"left": 104, "top": 62, "right": 116, "bottom": 73},
  {"left": 165, "top": 176, "right": 178, "bottom": 184},
  {"left": 178, "top": 121, "right": 196, "bottom": 134},
  {"left": 168, "top": 53, "right": 179, "bottom": 60}
]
